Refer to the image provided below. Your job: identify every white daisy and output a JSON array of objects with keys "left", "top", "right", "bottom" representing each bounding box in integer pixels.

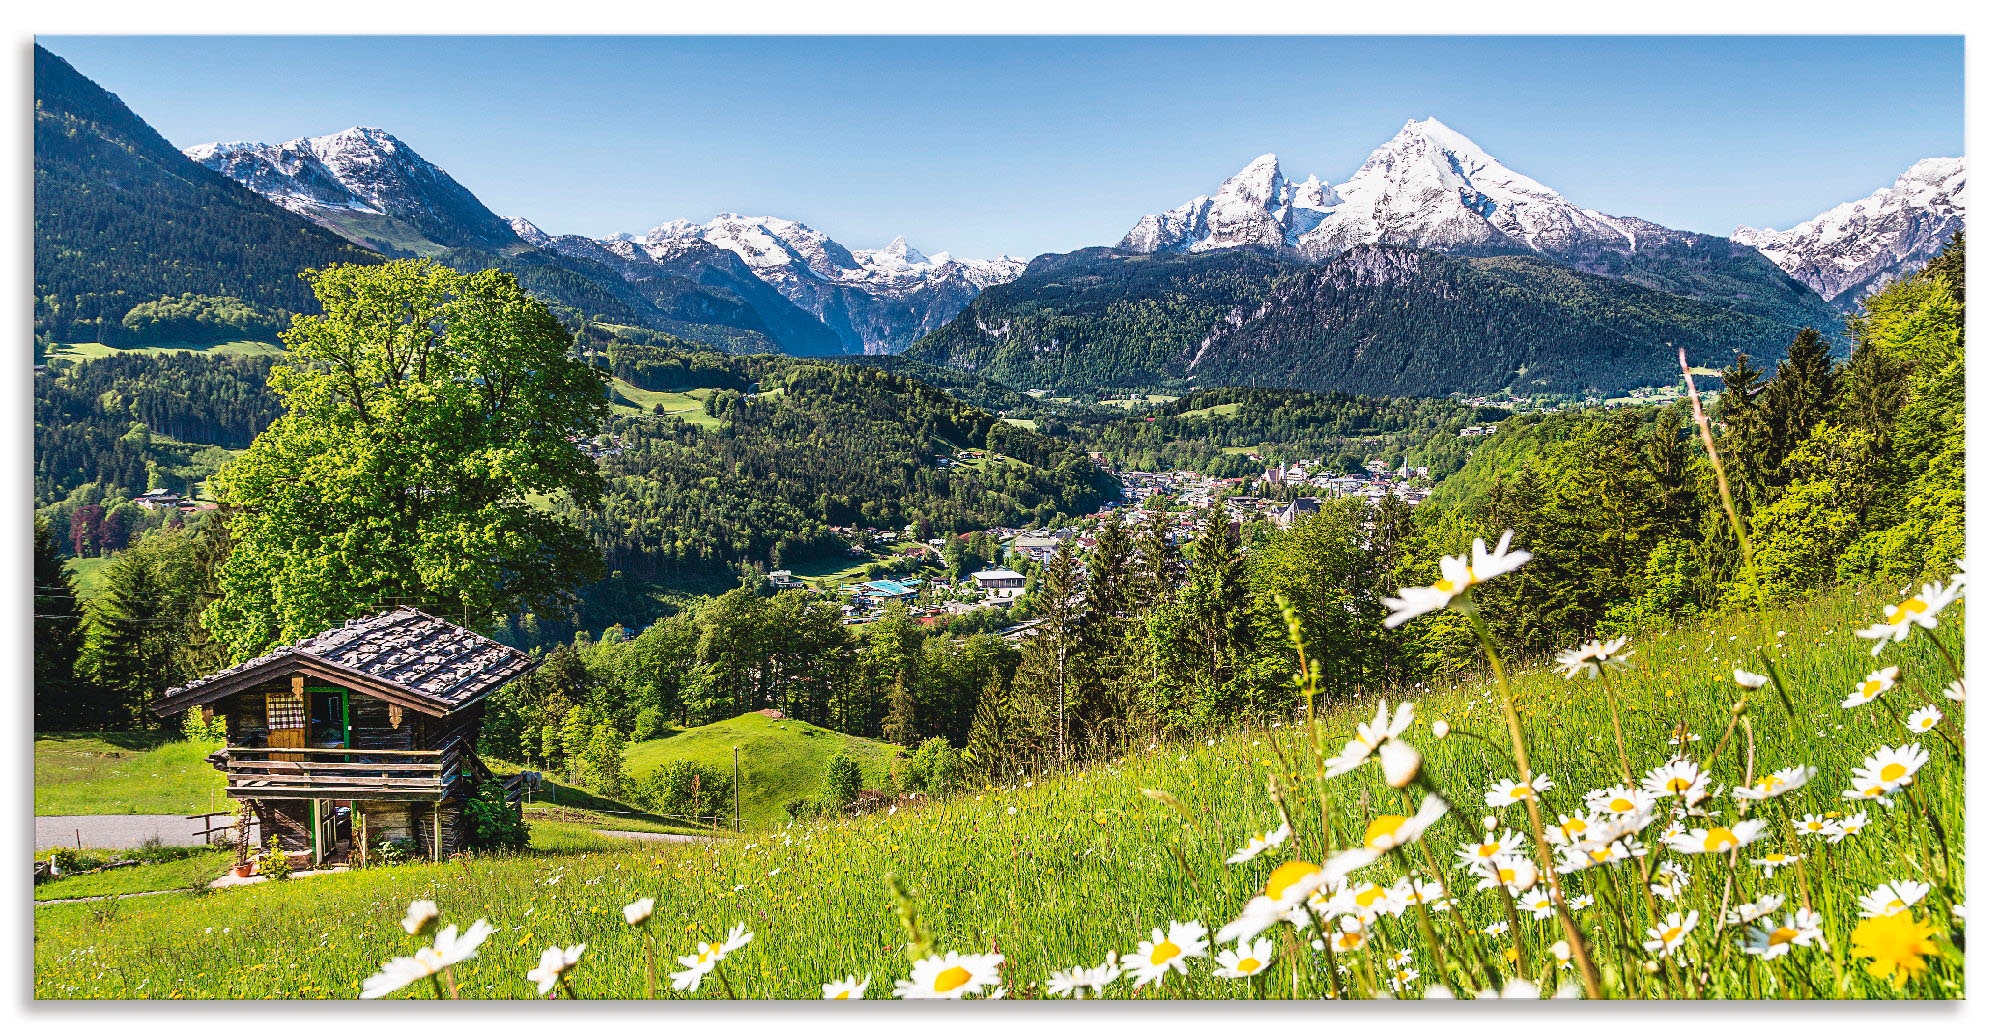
[
  {"left": 1733, "top": 766, "right": 1815, "bottom": 802},
  {"left": 1858, "top": 880, "right": 1930, "bottom": 918},
  {"left": 822, "top": 975, "right": 871, "bottom": 999},
  {"left": 1555, "top": 637, "right": 1632, "bottom": 679},
  {"left": 1665, "top": 819, "right": 1767, "bottom": 854},
  {"left": 1741, "top": 910, "right": 1824, "bottom": 959},
  {"left": 1642, "top": 758, "right": 1712, "bottom": 806},
  {"left": 1226, "top": 822, "right": 1291, "bottom": 864},
  {"left": 1842, "top": 667, "right": 1900, "bottom": 709},
  {"left": 1211, "top": 938, "right": 1273, "bottom": 979},
  {"left": 360, "top": 919, "right": 494, "bottom": 1000},
  {"left": 1906, "top": 705, "right": 1943, "bottom": 735},
  {"left": 1122, "top": 921, "right": 1209, "bottom": 988},
  {"left": 1856, "top": 581, "right": 1961, "bottom": 654},
  {"left": 1484, "top": 773, "right": 1554, "bottom": 809},
  {"left": 527, "top": 943, "right": 585, "bottom": 996},
  {"left": 1644, "top": 911, "right": 1698, "bottom": 957},
  {"left": 893, "top": 951, "right": 1005, "bottom": 999},
  {"left": 1728, "top": 894, "right": 1785, "bottom": 926},
  {"left": 1382, "top": 532, "right": 1530, "bottom": 627}
]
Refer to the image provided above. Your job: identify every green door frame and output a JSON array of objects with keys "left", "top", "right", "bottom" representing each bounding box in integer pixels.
[
  {"left": 306, "top": 687, "right": 349, "bottom": 863},
  {"left": 306, "top": 686, "right": 350, "bottom": 747}
]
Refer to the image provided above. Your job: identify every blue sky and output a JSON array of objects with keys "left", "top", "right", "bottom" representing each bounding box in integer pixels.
[{"left": 40, "top": 36, "right": 1963, "bottom": 259}]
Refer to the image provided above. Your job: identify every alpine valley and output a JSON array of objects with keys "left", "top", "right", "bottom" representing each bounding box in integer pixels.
[{"left": 36, "top": 43, "right": 1962, "bottom": 399}]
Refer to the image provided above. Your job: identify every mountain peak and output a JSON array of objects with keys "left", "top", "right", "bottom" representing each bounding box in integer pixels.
[{"left": 1731, "top": 155, "right": 1964, "bottom": 306}]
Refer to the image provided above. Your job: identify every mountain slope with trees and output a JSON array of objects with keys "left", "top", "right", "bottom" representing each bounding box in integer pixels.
[{"left": 32, "top": 44, "right": 378, "bottom": 349}]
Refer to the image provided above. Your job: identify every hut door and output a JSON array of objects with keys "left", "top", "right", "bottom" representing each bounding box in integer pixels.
[{"left": 266, "top": 691, "right": 306, "bottom": 760}]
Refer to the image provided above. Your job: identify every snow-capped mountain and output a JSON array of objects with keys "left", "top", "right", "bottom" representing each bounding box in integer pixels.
[
  {"left": 1118, "top": 117, "right": 1842, "bottom": 334},
  {"left": 186, "top": 127, "right": 520, "bottom": 252},
  {"left": 1731, "top": 157, "right": 1964, "bottom": 309},
  {"left": 613, "top": 214, "right": 1027, "bottom": 353},
  {"left": 1122, "top": 118, "right": 1662, "bottom": 260}
]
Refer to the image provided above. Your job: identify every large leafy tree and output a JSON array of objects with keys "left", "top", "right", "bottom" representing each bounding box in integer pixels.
[{"left": 205, "top": 260, "right": 608, "bottom": 657}]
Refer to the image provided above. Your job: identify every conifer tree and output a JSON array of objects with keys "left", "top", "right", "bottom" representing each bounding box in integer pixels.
[{"left": 33, "top": 516, "right": 87, "bottom": 730}]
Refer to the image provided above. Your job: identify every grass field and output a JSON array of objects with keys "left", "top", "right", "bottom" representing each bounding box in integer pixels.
[
  {"left": 1182, "top": 402, "right": 1243, "bottom": 419},
  {"left": 606, "top": 380, "right": 723, "bottom": 428},
  {"left": 35, "top": 849, "right": 232, "bottom": 902},
  {"left": 43, "top": 340, "right": 284, "bottom": 362},
  {"left": 34, "top": 733, "right": 228, "bottom": 816},
  {"left": 624, "top": 713, "right": 902, "bottom": 829},
  {"left": 32, "top": 584, "right": 1965, "bottom": 999},
  {"left": 62, "top": 556, "right": 111, "bottom": 598}
]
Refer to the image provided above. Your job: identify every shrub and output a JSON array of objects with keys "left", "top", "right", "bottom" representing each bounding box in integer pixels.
[
  {"left": 464, "top": 778, "right": 530, "bottom": 852},
  {"left": 255, "top": 835, "right": 289, "bottom": 879},
  {"left": 904, "top": 737, "right": 963, "bottom": 799},
  {"left": 822, "top": 752, "right": 863, "bottom": 810}
]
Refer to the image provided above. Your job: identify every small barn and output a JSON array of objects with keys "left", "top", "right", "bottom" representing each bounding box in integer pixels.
[{"left": 152, "top": 608, "right": 539, "bottom": 865}]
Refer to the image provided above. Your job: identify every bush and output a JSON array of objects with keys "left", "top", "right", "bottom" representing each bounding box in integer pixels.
[
  {"left": 823, "top": 752, "right": 863, "bottom": 810},
  {"left": 904, "top": 737, "right": 963, "bottom": 799},
  {"left": 633, "top": 759, "right": 730, "bottom": 818},
  {"left": 255, "top": 835, "right": 290, "bottom": 879},
  {"left": 181, "top": 707, "right": 226, "bottom": 744},
  {"left": 464, "top": 778, "right": 530, "bottom": 852}
]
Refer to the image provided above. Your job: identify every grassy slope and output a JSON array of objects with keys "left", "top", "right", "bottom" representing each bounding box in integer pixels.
[
  {"left": 44, "top": 340, "right": 284, "bottom": 361},
  {"left": 34, "top": 733, "right": 228, "bottom": 816},
  {"left": 34, "top": 850, "right": 232, "bottom": 902},
  {"left": 32, "top": 587, "right": 1964, "bottom": 999},
  {"left": 61, "top": 556, "right": 110, "bottom": 599},
  {"left": 624, "top": 713, "right": 900, "bottom": 829},
  {"left": 606, "top": 380, "right": 723, "bottom": 428}
]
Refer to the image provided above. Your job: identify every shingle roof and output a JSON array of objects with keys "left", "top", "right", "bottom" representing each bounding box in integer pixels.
[{"left": 158, "top": 608, "right": 534, "bottom": 714}]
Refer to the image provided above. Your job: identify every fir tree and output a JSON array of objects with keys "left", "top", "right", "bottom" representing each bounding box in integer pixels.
[{"left": 33, "top": 516, "right": 86, "bottom": 730}]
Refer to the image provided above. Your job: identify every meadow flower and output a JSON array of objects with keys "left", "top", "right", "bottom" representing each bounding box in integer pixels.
[
  {"left": 1555, "top": 636, "right": 1632, "bottom": 679},
  {"left": 1794, "top": 813, "right": 1832, "bottom": 837},
  {"left": 1850, "top": 911, "right": 1943, "bottom": 987},
  {"left": 1856, "top": 581, "right": 1961, "bottom": 655},
  {"left": 1843, "top": 667, "right": 1900, "bottom": 709},
  {"left": 359, "top": 919, "right": 494, "bottom": 999},
  {"left": 1733, "top": 766, "right": 1815, "bottom": 802},
  {"left": 1326, "top": 915, "right": 1369, "bottom": 953},
  {"left": 1484, "top": 773, "right": 1554, "bottom": 809},
  {"left": 1045, "top": 953, "right": 1119, "bottom": 998},
  {"left": 1558, "top": 838, "right": 1644, "bottom": 873},
  {"left": 1123, "top": 922, "right": 1209, "bottom": 988},
  {"left": 1545, "top": 809, "right": 1591, "bottom": 846},
  {"left": 1212, "top": 938, "right": 1273, "bottom": 979},
  {"left": 670, "top": 924, "right": 754, "bottom": 991},
  {"left": 1324, "top": 699, "right": 1416, "bottom": 777},
  {"left": 1520, "top": 889, "right": 1557, "bottom": 920},
  {"left": 1642, "top": 758, "right": 1712, "bottom": 806},
  {"left": 1382, "top": 532, "right": 1529, "bottom": 627},
  {"left": 623, "top": 898, "right": 655, "bottom": 926},
  {"left": 400, "top": 900, "right": 440, "bottom": 937},
  {"left": 1907, "top": 705, "right": 1943, "bottom": 735},
  {"left": 1734, "top": 669, "right": 1769, "bottom": 689},
  {"left": 1225, "top": 822, "right": 1291, "bottom": 864},
  {"left": 1471, "top": 856, "right": 1538, "bottom": 895},
  {"left": 1742, "top": 910, "right": 1824, "bottom": 959},
  {"left": 1549, "top": 939, "right": 1573, "bottom": 968},
  {"left": 1218, "top": 861, "right": 1324, "bottom": 943},
  {"left": 527, "top": 944, "right": 585, "bottom": 996},
  {"left": 1585, "top": 785, "right": 1657, "bottom": 818},
  {"left": 1665, "top": 819, "right": 1766, "bottom": 854},
  {"left": 1651, "top": 861, "right": 1690, "bottom": 901},
  {"left": 1729, "top": 894, "right": 1785, "bottom": 925},
  {"left": 1456, "top": 830, "right": 1528, "bottom": 871},
  {"left": 894, "top": 951, "right": 1005, "bottom": 999},
  {"left": 1482, "top": 921, "right": 1510, "bottom": 937},
  {"left": 1669, "top": 728, "right": 1702, "bottom": 749},
  {"left": 1644, "top": 912, "right": 1698, "bottom": 957},
  {"left": 1946, "top": 680, "right": 1965, "bottom": 703},
  {"left": 1379, "top": 739, "right": 1422, "bottom": 788},
  {"left": 822, "top": 975, "right": 871, "bottom": 999},
  {"left": 1845, "top": 744, "right": 1929, "bottom": 803},
  {"left": 1432, "top": 720, "right": 1450, "bottom": 739},
  {"left": 1359, "top": 795, "right": 1448, "bottom": 852},
  {"left": 1749, "top": 851, "right": 1800, "bottom": 874},
  {"left": 1825, "top": 812, "right": 1870, "bottom": 843},
  {"left": 1858, "top": 880, "right": 1930, "bottom": 918}
]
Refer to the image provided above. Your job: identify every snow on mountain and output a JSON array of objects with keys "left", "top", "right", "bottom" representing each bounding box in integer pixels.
[
  {"left": 187, "top": 127, "right": 520, "bottom": 251},
  {"left": 1122, "top": 119, "right": 1649, "bottom": 260},
  {"left": 613, "top": 213, "right": 1027, "bottom": 353},
  {"left": 1730, "top": 157, "right": 1964, "bottom": 308}
]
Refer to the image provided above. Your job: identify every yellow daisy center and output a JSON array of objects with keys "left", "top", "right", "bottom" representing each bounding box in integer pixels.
[
  {"left": 1880, "top": 763, "right": 1908, "bottom": 782},
  {"left": 1666, "top": 777, "right": 1692, "bottom": 792},
  {"left": 1663, "top": 926, "right": 1684, "bottom": 942},
  {"left": 1478, "top": 842, "right": 1503, "bottom": 857},
  {"left": 1337, "top": 932, "right": 1365, "bottom": 949},
  {"left": 1265, "top": 860, "right": 1320, "bottom": 901},
  {"left": 1768, "top": 928, "right": 1798, "bottom": 947},
  {"left": 1509, "top": 785, "right": 1532, "bottom": 799},
  {"left": 831, "top": 989, "right": 853, "bottom": 999},
  {"left": 1363, "top": 814, "right": 1409, "bottom": 846},
  {"left": 1892, "top": 599, "right": 1929, "bottom": 621},
  {"left": 1431, "top": 578, "right": 1455, "bottom": 593},
  {"left": 1609, "top": 797, "right": 1635, "bottom": 813},
  {"left": 1355, "top": 885, "right": 1386, "bottom": 908},
  {"left": 1236, "top": 957, "right": 1261, "bottom": 973},
  {"left": 1149, "top": 940, "right": 1182, "bottom": 965},
  {"left": 1755, "top": 775, "right": 1782, "bottom": 791},
  {"left": 1702, "top": 827, "right": 1740, "bottom": 852},
  {"left": 933, "top": 965, "right": 973, "bottom": 992},
  {"left": 1764, "top": 853, "right": 1789, "bottom": 864},
  {"left": 1562, "top": 816, "right": 1588, "bottom": 834}
]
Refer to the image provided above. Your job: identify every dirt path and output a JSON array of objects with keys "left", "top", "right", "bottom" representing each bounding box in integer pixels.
[
  {"left": 592, "top": 829, "right": 720, "bottom": 845},
  {"left": 35, "top": 814, "right": 241, "bottom": 851}
]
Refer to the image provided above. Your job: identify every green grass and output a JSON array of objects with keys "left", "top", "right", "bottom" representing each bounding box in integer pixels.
[
  {"left": 607, "top": 380, "right": 722, "bottom": 428},
  {"left": 624, "top": 713, "right": 900, "bottom": 829},
  {"left": 44, "top": 340, "right": 284, "bottom": 362},
  {"left": 62, "top": 556, "right": 111, "bottom": 598},
  {"left": 1000, "top": 417, "right": 1038, "bottom": 430},
  {"left": 35, "top": 849, "right": 232, "bottom": 902},
  {"left": 1181, "top": 402, "right": 1242, "bottom": 419},
  {"left": 34, "top": 733, "right": 228, "bottom": 816},
  {"left": 32, "top": 587, "right": 1965, "bottom": 999}
]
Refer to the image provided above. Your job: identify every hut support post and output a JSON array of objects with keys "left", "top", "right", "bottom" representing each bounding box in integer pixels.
[{"left": 432, "top": 804, "right": 442, "bottom": 862}]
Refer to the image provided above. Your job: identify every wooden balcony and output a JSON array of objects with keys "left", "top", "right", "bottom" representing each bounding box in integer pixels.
[{"left": 211, "top": 740, "right": 468, "bottom": 802}]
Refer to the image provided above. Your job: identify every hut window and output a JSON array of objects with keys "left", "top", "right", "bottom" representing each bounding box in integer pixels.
[{"left": 266, "top": 692, "right": 306, "bottom": 731}]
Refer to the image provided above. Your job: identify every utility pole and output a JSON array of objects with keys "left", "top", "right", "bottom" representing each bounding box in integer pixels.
[{"left": 732, "top": 746, "right": 742, "bottom": 833}]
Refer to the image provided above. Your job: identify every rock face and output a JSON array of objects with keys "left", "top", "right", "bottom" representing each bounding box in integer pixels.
[
  {"left": 1117, "top": 117, "right": 1842, "bottom": 335},
  {"left": 1731, "top": 157, "right": 1965, "bottom": 309},
  {"left": 614, "top": 215, "right": 1027, "bottom": 354},
  {"left": 186, "top": 127, "right": 522, "bottom": 252}
]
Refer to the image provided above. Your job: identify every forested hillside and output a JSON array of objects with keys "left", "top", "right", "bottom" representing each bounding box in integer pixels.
[
  {"left": 907, "top": 244, "right": 1814, "bottom": 396},
  {"left": 580, "top": 357, "right": 1117, "bottom": 577},
  {"left": 32, "top": 45, "right": 376, "bottom": 348}
]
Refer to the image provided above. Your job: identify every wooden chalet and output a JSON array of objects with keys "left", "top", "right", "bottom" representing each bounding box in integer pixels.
[{"left": 151, "top": 608, "right": 539, "bottom": 865}]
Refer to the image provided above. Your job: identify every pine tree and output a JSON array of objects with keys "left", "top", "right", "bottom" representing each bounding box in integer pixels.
[
  {"left": 1137, "top": 510, "right": 1182, "bottom": 594},
  {"left": 33, "top": 516, "right": 87, "bottom": 730},
  {"left": 1760, "top": 328, "right": 1838, "bottom": 498},
  {"left": 1017, "top": 536, "right": 1083, "bottom": 765},
  {"left": 880, "top": 673, "right": 919, "bottom": 748},
  {"left": 965, "top": 669, "right": 1014, "bottom": 781}
]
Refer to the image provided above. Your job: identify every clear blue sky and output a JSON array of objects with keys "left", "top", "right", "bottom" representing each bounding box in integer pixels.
[{"left": 39, "top": 36, "right": 1963, "bottom": 259}]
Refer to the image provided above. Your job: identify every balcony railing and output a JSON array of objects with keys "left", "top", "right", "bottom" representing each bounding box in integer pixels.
[{"left": 212, "top": 739, "right": 467, "bottom": 801}]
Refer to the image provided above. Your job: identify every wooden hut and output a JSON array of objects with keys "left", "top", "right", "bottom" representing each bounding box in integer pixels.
[{"left": 151, "top": 608, "right": 539, "bottom": 865}]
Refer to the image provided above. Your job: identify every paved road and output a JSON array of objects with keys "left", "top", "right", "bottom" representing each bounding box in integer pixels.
[{"left": 35, "top": 814, "right": 247, "bottom": 852}]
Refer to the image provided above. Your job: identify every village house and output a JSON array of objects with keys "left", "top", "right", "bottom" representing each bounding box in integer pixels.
[
  {"left": 133, "top": 487, "right": 184, "bottom": 510},
  {"left": 767, "top": 569, "right": 805, "bottom": 590},
  {"left": 1275, "top": 496, "right": 1321, "bottom": 529},
  {"left": 969, "top": 568, "right": 1028, "bottom": 601},
  {"left": 150, "top": 608, "right": 538, "bottom": 867}
]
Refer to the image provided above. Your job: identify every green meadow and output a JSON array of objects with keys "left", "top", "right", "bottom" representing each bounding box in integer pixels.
[{"left": 33, "top": 585, "right": 1964, "bottom": 999}]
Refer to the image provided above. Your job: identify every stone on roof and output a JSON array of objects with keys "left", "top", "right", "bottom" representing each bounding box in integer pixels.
[{"left": 159, "top": 607, "right": 533, "bottom": 713}]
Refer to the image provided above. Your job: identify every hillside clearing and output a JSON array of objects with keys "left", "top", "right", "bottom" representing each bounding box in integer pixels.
[
  {"left": 34, "top": 733, "right": 228, "bottom": 817},
  {"left": 624, "top": 713, "right": 901, "bottom": 829}
]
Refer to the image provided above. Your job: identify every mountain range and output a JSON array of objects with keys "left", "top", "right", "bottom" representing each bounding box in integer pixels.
[{"left": 35, "top": 42, "right": 1964, "bottom": 398}]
